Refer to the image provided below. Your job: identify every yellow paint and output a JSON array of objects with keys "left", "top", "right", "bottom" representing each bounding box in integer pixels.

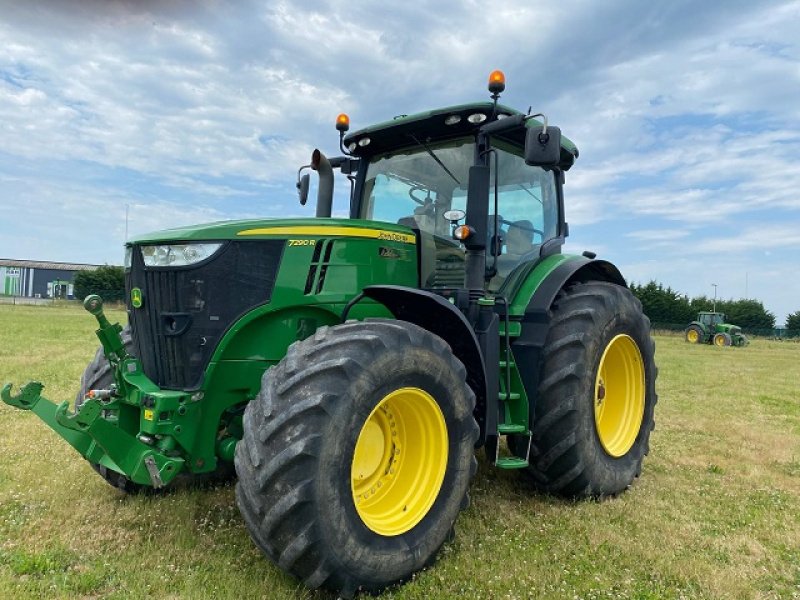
[
  {"left": 143, "top": 409, "right": 154, "bottom": 421},
  {"left": 594, "top": 334, "right": 645, "bottom": 457},
  {"left": 351, "top": 387, "right": 448, "bottom": 536},
  {"left": 237, "top": 226, "right": 416, "bottom": 245}
]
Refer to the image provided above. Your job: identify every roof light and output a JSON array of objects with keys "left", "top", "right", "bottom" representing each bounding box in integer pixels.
[
  {"left": 336, "top": 113, "right": 350, "bottom": 132},
  {"left": 488, "top": 70, "right": 506, "bottom": 94},
  {"left": 358, "top": 137, "right": 371, "bottom": 147},
  {"left": 467, "top": 113, "right": 487, "bottom": 124},
  {"left": 347, "top": 142, "right": 357, "bottom": 152},
  {"left": 444, "top": 114, "right": 462, "bottom": 126}
]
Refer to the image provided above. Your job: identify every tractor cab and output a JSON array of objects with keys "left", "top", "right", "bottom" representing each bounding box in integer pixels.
[
  {"left": 299, "top": 71, "right": 579, "bottom": 303},
  {"left": 698, "top": 311, "right": 726, "bottom": 329},
  {"left": 352, "top": 128, "right": 563, "bottom": 291}
]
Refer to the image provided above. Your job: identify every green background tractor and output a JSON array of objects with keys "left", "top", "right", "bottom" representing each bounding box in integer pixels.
[
  {"left": 685, "top": 311, "right": 749, "bottom": 347},
  {"left": 2, "top": 72, "right": 658, "bottom": 598}
]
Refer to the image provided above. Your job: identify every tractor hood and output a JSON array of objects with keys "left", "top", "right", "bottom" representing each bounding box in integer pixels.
[{"left": 128, "top": 218, "right": 417, "bottom": 245}]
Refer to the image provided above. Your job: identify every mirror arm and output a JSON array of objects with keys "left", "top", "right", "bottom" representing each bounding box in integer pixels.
[{"left": 526, "top": 112, "right": 548, "bottom": 136}]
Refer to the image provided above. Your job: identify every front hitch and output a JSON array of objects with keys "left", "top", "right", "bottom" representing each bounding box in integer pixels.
[
  {"left": 1, "top": 296, "right": 187, "bottom": 488},
  {"left": 1, "top": 381, "right": 44, "bottom": 410},
  {"left": 1, "top": 381, "right": 183, "bottom": 488}
]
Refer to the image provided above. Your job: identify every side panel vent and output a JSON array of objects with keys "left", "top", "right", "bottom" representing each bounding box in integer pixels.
[
  {"left": 315, "top": 241, "right": 336, "bottom": 294},
  {"left": 304, "top": 240, "right": 333, "bottom": 295}
]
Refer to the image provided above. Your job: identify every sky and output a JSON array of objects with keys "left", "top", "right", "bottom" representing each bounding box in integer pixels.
[{"left": 1, "top": 1, "right": 799, "bottom": 324}]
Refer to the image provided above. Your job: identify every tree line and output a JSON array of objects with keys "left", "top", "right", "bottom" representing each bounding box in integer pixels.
[
  {"left": 628, "top": 280, "right": 794, "bottom": 331},
  {"left": 73, "top": 266, "right": 125, "bottom": 302}
]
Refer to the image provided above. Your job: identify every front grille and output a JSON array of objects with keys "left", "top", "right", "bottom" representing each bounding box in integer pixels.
[{"left": 126, "top": 240, "right": 285, "bottom": 390}]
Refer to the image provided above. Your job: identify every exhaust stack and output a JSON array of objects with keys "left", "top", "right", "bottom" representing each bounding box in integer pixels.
[{"left": 311, "top": 149, "right": 333, "bottom": 218}]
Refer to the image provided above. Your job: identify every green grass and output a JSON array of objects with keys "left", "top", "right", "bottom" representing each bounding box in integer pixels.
[{"left": 1, "top": 304, "right": 799, "bottom": 599}]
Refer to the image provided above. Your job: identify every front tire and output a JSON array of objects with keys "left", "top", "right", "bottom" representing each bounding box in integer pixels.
[
  {"left": 235, "top": 320, "right": 478, "bottom": 597},
  {"left": 714, "top": 332, "right": 733, "bottom": 347},
  {"left": 521, "top": 281, "right": 657, "bottom": 497}
]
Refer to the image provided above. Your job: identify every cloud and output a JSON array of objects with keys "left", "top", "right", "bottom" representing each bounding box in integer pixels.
[{"left": 0, "top": 0, "right": 799, "bottom": 324}]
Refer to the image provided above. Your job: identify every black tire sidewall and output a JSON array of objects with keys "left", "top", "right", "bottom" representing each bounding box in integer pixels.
[
  {"left": 314, "top": 331, "right": 475, "bottom": 587},
  {"left": 686, "top": 325, "right": 703, "bottom": 343},
  {"left": 531, "top": 282, "right": 657, "bottom": 497},
  {"left": 572, "top": 297, "right": 656, "bottom": 490}
]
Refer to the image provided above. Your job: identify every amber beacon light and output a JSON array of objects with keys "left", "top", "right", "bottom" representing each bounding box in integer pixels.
[
  {"left": 336, "top": 113, "right": 350, "bottom": 132},
  {"left": 488, "top": 70, "right": 506, "bottom": 95}
]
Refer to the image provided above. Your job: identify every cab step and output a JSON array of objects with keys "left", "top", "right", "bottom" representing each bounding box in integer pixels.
[
  {"left": 495, "top": 456, "right": 529, "bottom": 469},
  {"left": 497, "top": 423, "right": 527, "bottom": 434}
]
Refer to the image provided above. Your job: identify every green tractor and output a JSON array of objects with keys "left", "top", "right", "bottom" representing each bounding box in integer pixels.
[
  {"left": 685, "top": 311, "right": 749, "bottom": 347},
  {"left": 2, "top": 72, "right": 657, "bottom": 597}
]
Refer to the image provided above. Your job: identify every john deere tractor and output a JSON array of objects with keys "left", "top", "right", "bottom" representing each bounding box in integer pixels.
[
  {"left": 685, "top": 311, "right": 748, "bottom": 347},
  {"left": 2, "top": 71, "right": 657, "bottom": 597}
]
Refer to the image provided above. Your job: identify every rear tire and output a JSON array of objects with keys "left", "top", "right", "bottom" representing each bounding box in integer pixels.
[
  {"left": 518, "top": 281, "right": 657, "bottom": 497},
  {"left": 685, "top": 325, "right": 704, "bottom": 344},
  {"left": 235, "top": 319, "right": 478, "bottom": 598},
  {"left": 76, "top": 327, "right": 235, "bottom": 493}
]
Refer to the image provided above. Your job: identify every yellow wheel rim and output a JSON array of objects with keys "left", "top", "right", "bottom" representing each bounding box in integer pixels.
[
  {"left": 351, "top": 387, "right": 448, "bottom": 536},
  {"left": 714, "top": 335, "right": 725, "bottom": 347},
  {"left": 686, "top": 329, "right": 699, "bottom": 343},
  {"left": 594, "top": 334, "right": 645, "bottom": 457}
]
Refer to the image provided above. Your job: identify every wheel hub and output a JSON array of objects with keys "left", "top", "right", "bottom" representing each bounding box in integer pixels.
[
  {"left": 593, "top": 334, "right": 646, "bottom": 457},
  {"left": 351, "top": 387, "right": 448, "bottom": 536}
]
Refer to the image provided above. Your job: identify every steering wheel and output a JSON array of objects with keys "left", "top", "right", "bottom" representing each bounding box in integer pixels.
[
  {"left": 499, "top": 217, "right": 545, "bottom": 243},
  {"left": 408, "top": 186, "right": 432, "bottom": 207}
]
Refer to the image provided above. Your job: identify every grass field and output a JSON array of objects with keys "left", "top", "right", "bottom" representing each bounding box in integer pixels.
[{"left": 1, "top": 304, "right": 799, "bottom": 599}]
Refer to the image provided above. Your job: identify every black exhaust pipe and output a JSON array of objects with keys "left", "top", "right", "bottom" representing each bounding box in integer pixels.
[{"left": 311, "top": 149, "right": 333, "bottom": 218}]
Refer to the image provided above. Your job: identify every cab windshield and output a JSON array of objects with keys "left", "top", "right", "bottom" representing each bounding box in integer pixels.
[{"left": 361, "top": 137, "right": 559, "bottom": 265}]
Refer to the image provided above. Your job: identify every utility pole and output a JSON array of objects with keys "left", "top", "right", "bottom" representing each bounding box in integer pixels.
[{"left": 712, "top": 283, "right": 718, "bottom": 312}]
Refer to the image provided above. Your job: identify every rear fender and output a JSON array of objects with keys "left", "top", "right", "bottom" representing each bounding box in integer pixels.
[{"left": 508, "top": 257, "right": 627, "bottom": 430}]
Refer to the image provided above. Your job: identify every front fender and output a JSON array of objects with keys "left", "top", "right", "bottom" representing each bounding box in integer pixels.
[{"left": 361, "top": 285, "right": 488, "bottom": 441}]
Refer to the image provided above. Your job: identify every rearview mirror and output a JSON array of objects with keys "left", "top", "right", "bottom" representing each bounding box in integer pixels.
[
  {"left": 524, "top": 125, "right": 561, "bottom": 167},
  {"left": 297, "top": 173, "right": 310, "bottom": 206}
]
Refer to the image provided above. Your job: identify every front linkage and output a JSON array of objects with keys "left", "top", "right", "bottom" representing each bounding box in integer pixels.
[{"left": 1, "top": 295, "right": 189, "bottom": 488}]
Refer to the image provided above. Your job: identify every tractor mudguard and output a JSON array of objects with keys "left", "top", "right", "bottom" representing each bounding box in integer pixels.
[
  {"left": 509, "top": 257, "right": 626, "bottom": 430},
  {"left": 361, "top": 285, "right": 489, "bottom": 442}
]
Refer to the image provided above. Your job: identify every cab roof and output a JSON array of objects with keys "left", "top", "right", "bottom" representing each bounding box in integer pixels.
[{"left": 343, "top": 101, "right": 579, "bottom": 169}]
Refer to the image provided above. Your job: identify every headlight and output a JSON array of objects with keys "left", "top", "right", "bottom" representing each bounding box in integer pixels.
[{"left": 140, "top": 243, "right": 223, "bottom": 267}]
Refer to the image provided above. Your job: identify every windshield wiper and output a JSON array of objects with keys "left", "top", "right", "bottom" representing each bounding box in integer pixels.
[{"left": 408, "top": 134, "right": 461, "bottom": 186}]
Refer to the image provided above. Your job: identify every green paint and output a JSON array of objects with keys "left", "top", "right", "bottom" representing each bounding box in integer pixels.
[{"left": 506, "top": 254, "right": 575, "bottom": 316}]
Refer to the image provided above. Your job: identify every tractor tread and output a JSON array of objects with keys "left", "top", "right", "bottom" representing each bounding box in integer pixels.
[
  {"left": 516, "top": 281, "right": 658, "bottom": 498},
  {"left": 235, "top": 319, "right": 478, "bottom": 597}
]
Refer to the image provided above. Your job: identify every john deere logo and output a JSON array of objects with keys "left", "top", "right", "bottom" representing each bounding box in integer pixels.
[{"left": 131, "top": 288, "right": 143, "bottom": 308}]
